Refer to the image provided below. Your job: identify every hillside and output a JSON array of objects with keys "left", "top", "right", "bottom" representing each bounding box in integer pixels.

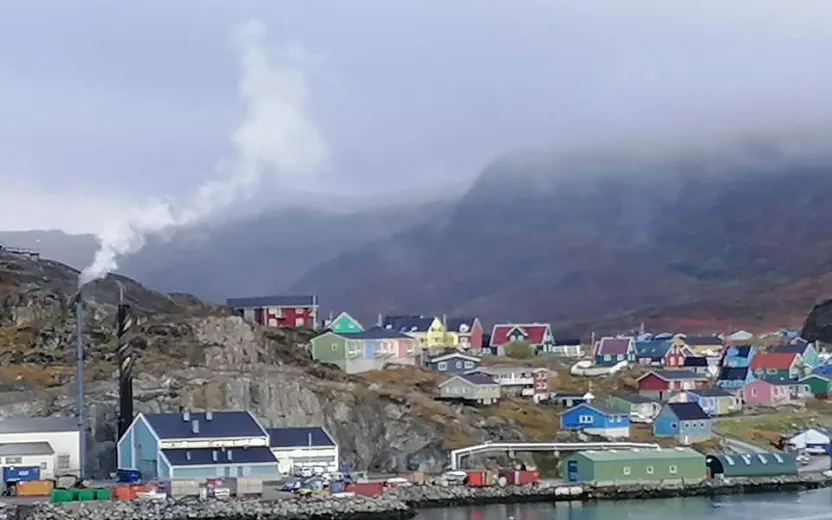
[
  {"left": 0, "top": 249, "right": 541, "bottom": 477},
  {"left": 290, "top": 144, "right": 832, "bottom": 333}
]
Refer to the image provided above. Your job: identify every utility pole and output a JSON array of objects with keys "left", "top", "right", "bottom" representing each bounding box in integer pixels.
[
  {"left": 116, "top": 286, "right": 134, "bottom": 440},
  {"left": 74, "top": 294, "right": 86, "bottom": 481}
]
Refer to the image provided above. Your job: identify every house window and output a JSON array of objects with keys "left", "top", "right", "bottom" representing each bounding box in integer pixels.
[
  {"left": 464, "top": 361, "right": 474, "bottom": 369},
  {"left": 455, "top": 361, "right": 462, "bottom": 369},
  {"left": 751, "top": 388, "right": 758, "bottom": 397},
  {"left": 604, "top": 355, "right": 611, "bottom": 361},
  {"left": 331, "top": 343, "right": 338, "bottom": 350},
  {"left": 578, "top": 415, "right": 593, "bottom": 424},
  {"left": 295, "top": 317, "right": 305, "bottom": 327},
  {"left": 671, "top": 422, "right": 678, "bottom": 429},
  {"left": 623, "top": 467, "right": 631, "bottom": 475},
  {"left": 437, "top": 362, "right": 447, "bottom": 371},
  {"left": 646, "top": 466, "right": 654, "bottom": 474},
  {"left": 669, "top": 465, "right": 678, "bottom": 474},
  {"left": 5, "top": 457, "right": 21, "bottom": 465},
  {"left": 617, "top": 354, "right": 624, "bottom": 360},
  {"left": 58, "top": 455, "right": 70, "bottom": 469}
]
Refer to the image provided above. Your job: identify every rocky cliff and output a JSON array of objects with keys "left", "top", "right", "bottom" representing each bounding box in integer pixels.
[{"left": 0, "top": 250, "right": 525, "bottom": 477}]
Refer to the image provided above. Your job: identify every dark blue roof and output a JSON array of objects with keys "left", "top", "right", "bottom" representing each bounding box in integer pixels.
[
  {"left": 773, "top": 344, "right": 807, "bottom": 354},
  {"left": 348, "top": 327, "right": 412, "bottom": 340},
  {"left": 445, "top": 317, "right": 477, "bottom": 332},
  {"left": 665, "top": 402, "right": 710, "bottom": 420},
  {"left": 453, "top": 373, "right": 497, "bottom": 386},
  {"left": 382, "top": 315, "right": 435, "bottom": 333},
  {"left": 726, "top": 345, "right": 753, "bottom": 358},
  {"left": 691, "top": 388, "right": 734, "bottom": 397},
  {"left": 634, "top": 340, "right": 671, "bottom": 358},
  {"left": 267, "top": 427, "right": 335, "bottom": 448},
  {"left": 719, "top": 367, "right": 749, "bottom": 380},
  {"left": 683, "top": 356, "right": 708, "bottom": 367},
  {"left": 226, "top": 295, "right": 317, "bottom": 308},
  {"left": 143, "top": 411, "right": 267, "bottom": 439},
  {"left": 162, "top": 447, "right": 276, "bottom": 466}
]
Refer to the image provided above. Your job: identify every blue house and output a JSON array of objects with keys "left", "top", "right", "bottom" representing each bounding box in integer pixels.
[
  {"left": 716, "top": 366, "right": 754, "bottom": 390},
  {"left": 653, "top": 402, "right": 713, "bottom": 442},
  {"left": 117, "top": 410, "right": 279, "bottom": 480},
  {"left": 633, "top": 340, "right": 671, "bottom": 366},
  {"left": 559, "top": 403, "right": 630, "bottom": 438},
  {"left": 813, "top": 362, "right": 832, "bottom": 377},
  {"left": 721, "top": 345, "right": 756, "bottom": 368},
  {"left": 426, "top": 352, "right": 481, "bottom": 374}
]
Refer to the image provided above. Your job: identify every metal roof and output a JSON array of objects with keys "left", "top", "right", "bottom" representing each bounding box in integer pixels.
[
  {"left": 267, "top": 427, "right": 335, "bottom": 448},
  {"left": 0, "top": 442, "right": 54, "bottom": 456},
  {"left": 143, "top": 411, "right": 267, "bottom": 440},
  {"left": 162, "top": 447, "right": 277, "bottom": 466},
  {"left": 0, "top": 417, "right": 78, "bottom": 434},
  {"left": 563, "top": 403, "right": 625, "bottom": 417},
  {"left": 226, "top": 295, "right": 317, "bottom": 308},
  {"left": 347, "top": 327, "right": 413, "bottom": 340},
  {"left": 683, "top": 357, "right": 708, "bottom": 367},
  {"left": 663, "top": 402, "right": 710, "bottom": 421},
  {"left": 613, "top": 394, "right": 656, "bottom": 404},
  {"left": 719, "top": 367, "right": 749, "bottom": 380},
  {"left": 575, "top": 447, "right": 704, "bottom": 462},
  {"left": 440, "top": 373, "right": 497, "bottom": 387},
  {"left": 706, "top": 452, "right": 797, "bottom": 477}
]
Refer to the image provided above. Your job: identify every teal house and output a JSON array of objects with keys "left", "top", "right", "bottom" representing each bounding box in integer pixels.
[
  {"left": 326, "top": 312, "right": 364, "bottom": 335},
  {"left": 774, "top": 342, "right": 819, "bottom": 370},
  {"left": 117, "top": 411, "right": 279, "bottom": 480}
]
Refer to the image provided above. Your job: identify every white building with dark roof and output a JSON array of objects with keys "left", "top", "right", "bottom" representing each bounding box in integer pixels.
[
  {"left": 0, "top": 417, "right": 80, "bottom": 477},
  {"left": 267, "top": 427, "right": 339, "bottom": 474}
]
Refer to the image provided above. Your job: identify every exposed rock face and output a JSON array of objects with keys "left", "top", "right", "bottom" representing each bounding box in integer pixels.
[
  {"left": 801, "top": 298, "right": 832, "bottom": 343},
  {"left": 0, "top": 251, "right": 524, "bottom": 478}
]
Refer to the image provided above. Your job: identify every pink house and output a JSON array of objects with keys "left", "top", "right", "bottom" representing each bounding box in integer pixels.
[{"left": 742, "top": 380, "right": 791, "bottom": 406}]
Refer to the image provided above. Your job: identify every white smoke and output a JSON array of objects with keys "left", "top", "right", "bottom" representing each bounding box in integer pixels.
[{"left": 78, "top": 20, "right": 329, "bottom": 288}]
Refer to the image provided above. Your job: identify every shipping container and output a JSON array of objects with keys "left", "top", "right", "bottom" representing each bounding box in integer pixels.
[
  {"left": 499, "top": 470, "right": 540, "bottom": 486},
  {"left": 94, "top": 488, "right": 113, "bottom": 500},
  {"left": 466, "top": 471, "right": 490, "bottom": 487},
  {"left": 113, "top": 485, "right": 135, "bottom": 501},
  {"left": 77, "top": 489, "right": 96, "bottom": 501},
  {"left": 15, "top": 480, "right": 54, "bottom": 497},
  {"left": 345, "top": 482, "right": 384, "bottom": 497},
  {"left": 3, "top": 466, "right": 40, "bottom": 483},
  {"left": 50, "top": 489, "right": 75, "bottom": 503},
  {"left": 116, "top": 469, "right": 142, "bottom": 484}
]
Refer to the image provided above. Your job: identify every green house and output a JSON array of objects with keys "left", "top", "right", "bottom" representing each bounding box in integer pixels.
[
  {"left": 327, "top": 312, "right": 364, "bottom": 335},
  {"left": 706, "top": 452, "right": 797, "bottom": 478},
  {"left": 561, "top": 448, "right": 706, "bottom": 484},
  {"left": 799, "top": 374, "right": 832, "bottom": 397}
]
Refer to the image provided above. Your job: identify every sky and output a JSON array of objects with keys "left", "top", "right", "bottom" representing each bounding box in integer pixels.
[{"left": 2, "top": 0, "right": 832, "bottom": 234}]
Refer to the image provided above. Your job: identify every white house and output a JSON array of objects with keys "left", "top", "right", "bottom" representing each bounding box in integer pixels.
[
  {"left": 0, "top": 417, "right": 80, "bottom": 477},
  {"left": 267, "top": 427, "right": 339, "bottom": 475},
  {"left": 724, "top": 330, "right": 754, "bottom": 342},
  {"left": 785, "top": 428, "right": 832, "bottom": 454}
]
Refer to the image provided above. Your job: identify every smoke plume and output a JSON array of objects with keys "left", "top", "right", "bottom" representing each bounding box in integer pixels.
[{"left": 78, "top": 20, "right": 329, "bottom": 288}]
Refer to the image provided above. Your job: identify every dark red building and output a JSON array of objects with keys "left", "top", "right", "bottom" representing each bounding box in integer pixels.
[{"left": 226, "top": 295, "right": 319, "bottom": 329}]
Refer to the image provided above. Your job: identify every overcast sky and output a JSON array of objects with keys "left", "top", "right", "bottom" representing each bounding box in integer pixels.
[{"left": 2, "top": 0, "right": 832, "bottom": 233}]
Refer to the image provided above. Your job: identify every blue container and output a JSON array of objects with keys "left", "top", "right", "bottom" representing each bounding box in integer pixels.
[
  {"left": 116, "top": 469, "right": 142, "bottom": 484},
  {"left": 330, "top": 481, "right": 344, "bottom": 494},
  {"left": 3, "top": 466, "right": 40, "bottom": 483}
]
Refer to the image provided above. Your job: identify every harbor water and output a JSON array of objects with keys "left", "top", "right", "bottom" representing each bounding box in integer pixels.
[{"left": 415, "top": 488, "right": 832, "bottom": 520}]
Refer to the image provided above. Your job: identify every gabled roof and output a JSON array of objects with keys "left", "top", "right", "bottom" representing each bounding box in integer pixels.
[
  {"left": 562, "top": 403, "right": 624, "bottom": 417},
  {"left": 690, "top": 388, "right": 734, "bottom": 398},
  {"left": 773, "top": 344, "right": 808, "bottom": 355},
  {"left": 226, "top": 295, "right": 317, "bottom": 308},
  {"left": 663, "top": 402, "right": 710, "bottom": 421},
  {"left": 724, "top": 345, "right": 753, "bottom": 358},
  {"left": 750, "top": 353, "right": 798, "bottom": 371},
  {"left": 0, "top": 442, "right": 54, "bottom": 456},
  {"left": 554, "top": 338, "right": 581, "bottom": 346},
  {"left": 445, "top": 317, "right": 480, "bottom": 333},
  {"left": 801, "top": 373, "right": 831, "bottom": 382},
  {"left": 706, "top": 452, "right": 797, "bottom": 477},
  {"left": 0, "top": 417, "right": 78, "bottom": 434},
  {"left": 382, "top": 315, "right": 436, "bottom": 333},
  {"left": 349, "top": 327, "right": 413, "bottom": 340},
  {"left": 682, "top": 356, "right": 708, "bottom": 367},
  {"left": 718, "top": 366, "right": 749, "bottom": 381},
  {"left": 143, "top": 411, "right": 267, "bottom": 440},
  {"left": 267, "top": 427, "right": 335, "bottom": 448},
  {"left": 161, "top": 447, "right": 277, "bottom": 466},
  {"left": 681, "top": 336, "right": 723, "bottom": 346},
  {"left": 613, "top": 394, "right": 656, "bottom": 404},
  {"left": 439, "top": 373, "right": 498, "bottom": 387},
  {"left": 490, "top": 323, "right": 552, "bottom": 346},
  {"left": 595, "top": 337, "right": 634, "bottom": 356},
  {"left": 634, "top": 340, "right": 671, "bottom": 359},
  {"left": 429, "top": 352, "right": 481, "bottom": 363},
  {"left": 637, "top": 370, "right": 707, "bottom": 382},
  {"left": 329, "top": 311, "right": 363, "bottom": 330}
]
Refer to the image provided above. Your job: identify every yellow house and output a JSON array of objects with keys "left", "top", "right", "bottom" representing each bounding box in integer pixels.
[{"left": 380, "top": 315, "right": 447, "bottom": 349}]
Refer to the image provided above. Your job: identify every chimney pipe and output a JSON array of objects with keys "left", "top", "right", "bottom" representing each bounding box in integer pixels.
[
  {"left": 116, "top": 300, "right": 135, "bottom": 440},
  {"left": 183, "top": 411, "right": 190, "bottom": 422},
  {"left": 191, "top": 419, "right": 199, "bottom": 434},
  {"left": 206, "top": 410, "right": 213, "bottom": 421}
]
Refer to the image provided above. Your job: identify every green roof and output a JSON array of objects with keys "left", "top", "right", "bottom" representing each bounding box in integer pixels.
[
  {"left": 574, "top": 447, "right": 704, "bottom": 462},
  {"left": 706, "top": 452, "right": 797, "bottom": 477}
]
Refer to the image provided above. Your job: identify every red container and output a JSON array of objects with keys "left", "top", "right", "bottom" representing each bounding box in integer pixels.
[
  {"left": 466, "top": 471, "right": 486, "bottom": 487},
  {"left": 345, "top": 482, "right": 385, "bottom": 497},
  {"left": 499, "top": 470, "right": 539, "bottom": 486}
]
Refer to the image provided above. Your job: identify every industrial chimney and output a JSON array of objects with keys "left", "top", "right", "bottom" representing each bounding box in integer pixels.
[{"left": 116, "top": 293, "right": 134, "bottom": 440}]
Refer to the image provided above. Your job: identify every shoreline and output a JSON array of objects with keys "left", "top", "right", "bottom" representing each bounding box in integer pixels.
[{"left": 16, "top": 473, "right": 832, "bottom": 520}]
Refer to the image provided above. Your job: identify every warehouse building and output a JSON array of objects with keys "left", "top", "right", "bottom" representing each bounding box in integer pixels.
[
  {"left": 0, "top": 417, "right": 80, "bottom": 477},
  {"left": 706, "top": 452, "right": 797, "bottom": 478},
  {"left": 118, "top": 411, "right": 280, "bottom": 479},
  {"left": 561, "top": 448, "right": 706, "bottom": 484},
  {"left": 267, "top": 427, "right": 339, "bottom": 474}
]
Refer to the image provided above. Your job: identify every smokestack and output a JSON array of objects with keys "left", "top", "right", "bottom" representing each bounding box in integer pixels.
[
  {"left": 191, "top": 419, "right": 200, "bottom": 434},
  {"left": 74, "top": 296, "right": 87, "bottom": 481},
  {"left": 116, "top": 293, "right": 135, "bottom": 440}
]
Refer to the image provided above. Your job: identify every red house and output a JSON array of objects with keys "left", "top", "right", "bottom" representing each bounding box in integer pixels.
[
  {"left": 226, "top": 295, "right": 319, "bottom": 329},
  {"left": 636, "top": 369, "right": 709, "bottom": 401},
  {"left": 445, "top": 317, "right": 484, "bottom": 351},
  {"left": 664, "top": 342, "right": 689, "bottom": 368},
  {"left": 489, "top": 323, "right": 554, "bottom": 352}
]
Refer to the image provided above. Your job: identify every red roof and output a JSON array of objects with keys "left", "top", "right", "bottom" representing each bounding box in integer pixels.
[
  {"left": 490, "top": 323, "right": 551, "bottom": 347},
  {"left": 595, "top": 337, "right": 633, "bottom": 356},
  {"left": 750, "top": 353, "right": 797, "bottom": 371}
]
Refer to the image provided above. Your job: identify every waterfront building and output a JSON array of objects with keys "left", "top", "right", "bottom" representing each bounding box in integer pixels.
[
  {"left": 0, "top": 417, "right": 80, "bottom": 479},
  {"left": 559, "top": 403, "right": 630, "bottom": 438},
  {"left": 266, "top": 427, "right": 339, "bottom": 474},
  {"left": 117, "top": 411, "right": 279, "bottom": 480},
  {"left": 561, "top": 447, "right": 706, "bottom": 484},
  {"left": 706, "top": 452, "right": 797, "bottom": 478}
]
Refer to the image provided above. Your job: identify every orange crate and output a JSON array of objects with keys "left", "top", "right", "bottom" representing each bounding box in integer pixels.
[{"left": 16, "top": 480, "right": 54, "bottom": 497}]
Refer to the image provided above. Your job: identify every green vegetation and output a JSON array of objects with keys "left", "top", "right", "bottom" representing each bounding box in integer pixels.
[
  {"left": 715, "top": 406, "right": 832, "bottom": 447},
  {"left": 504, "top": 341, "right": 534, "bottom": 359}
]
